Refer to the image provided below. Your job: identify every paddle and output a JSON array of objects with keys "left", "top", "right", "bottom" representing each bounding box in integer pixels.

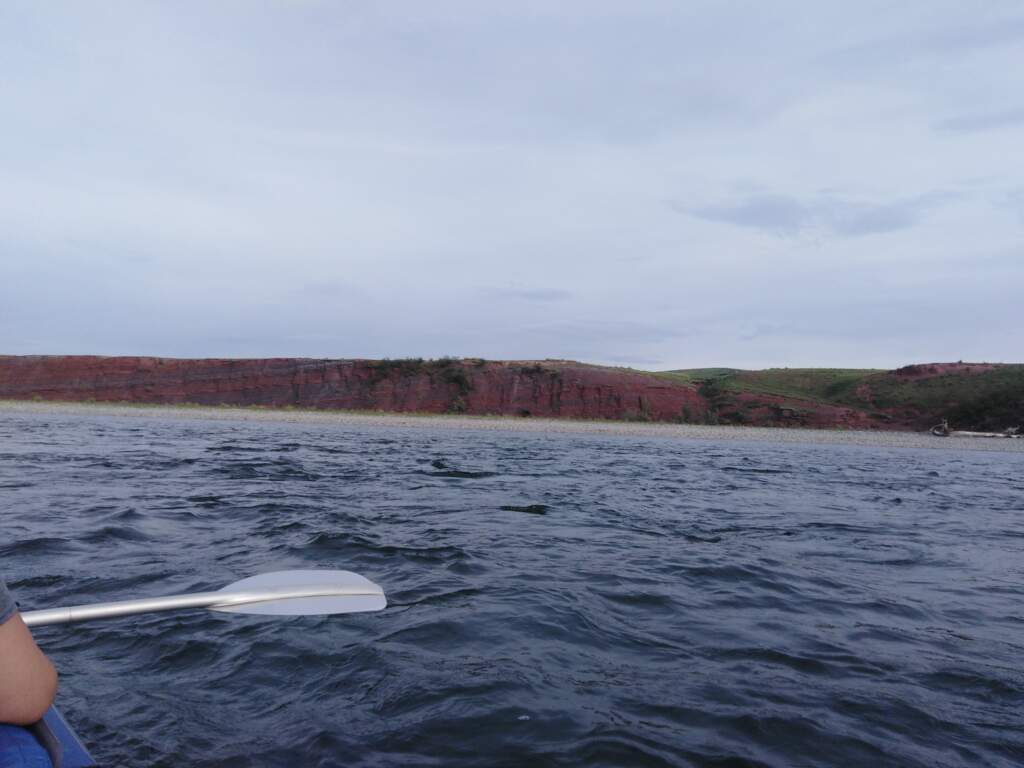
[{"left": 21, "top": 570, "right": 386, "bottom": 627}]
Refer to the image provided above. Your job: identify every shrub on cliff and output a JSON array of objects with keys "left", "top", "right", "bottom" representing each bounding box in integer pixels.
[
  {"left": 439, "top": 365, "right": 472, "bottom": 395},
  {"left": 698, "top": 379, "right": 725, "bottom": 400},
  {"left": 518, "top": 363, "right": 559, "bottom": 377},
  {"left": 370, "top": 358, "right": 425, "bottom": 382}
]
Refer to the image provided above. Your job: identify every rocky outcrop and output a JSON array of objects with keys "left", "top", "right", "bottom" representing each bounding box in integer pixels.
[{"left": 0, "top": 356, "right": 708, "bottom": 423}]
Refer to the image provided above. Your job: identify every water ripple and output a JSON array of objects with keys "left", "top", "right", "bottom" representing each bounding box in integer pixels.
[{"left": 1, "top": 411, "right": 1023, "bottom": 766}]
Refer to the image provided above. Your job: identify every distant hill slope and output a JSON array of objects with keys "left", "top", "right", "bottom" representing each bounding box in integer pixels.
[
  {"left": 0, "top": 356, "right": 1020, "bottom": 431},
  {"left": 663, "top": 362, "right": 1024, "bottom": 431}
]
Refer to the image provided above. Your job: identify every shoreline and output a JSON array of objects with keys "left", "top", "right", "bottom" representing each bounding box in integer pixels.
[{"left": 2, "top": 399, "right": 1022, "bottom": 453}]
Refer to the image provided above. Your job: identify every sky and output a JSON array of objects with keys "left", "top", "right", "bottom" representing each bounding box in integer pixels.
[{"left": 1, "top": 1, "right": 1022, "bottom": 370}]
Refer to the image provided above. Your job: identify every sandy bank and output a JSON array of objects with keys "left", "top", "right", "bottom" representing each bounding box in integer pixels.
[{"left": 2, "top": 400, "right": 1023, "bottom": 453}]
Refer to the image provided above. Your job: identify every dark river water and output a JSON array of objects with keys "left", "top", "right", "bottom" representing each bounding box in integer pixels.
[{"left": 2, "top": 410, "right": 1023, "bottom": 767}]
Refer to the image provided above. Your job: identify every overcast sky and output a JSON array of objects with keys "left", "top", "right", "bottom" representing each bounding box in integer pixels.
[{"left": 1, "top": 1, "right": 1021, "bottom": 369}]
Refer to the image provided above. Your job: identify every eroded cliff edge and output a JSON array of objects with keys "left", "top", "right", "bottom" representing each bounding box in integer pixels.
[{"left": 2, "top": 356, "right": 1019, "bottom": 430}]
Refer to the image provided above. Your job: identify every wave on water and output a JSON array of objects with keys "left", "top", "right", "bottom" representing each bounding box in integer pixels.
[{"left": 2, "top": 412, "right": 1024, "bottom": 767}]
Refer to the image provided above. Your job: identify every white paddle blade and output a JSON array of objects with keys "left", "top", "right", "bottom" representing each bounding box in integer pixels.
[{"left": 210, "top": 569, "right": 386, "bottom": 616}]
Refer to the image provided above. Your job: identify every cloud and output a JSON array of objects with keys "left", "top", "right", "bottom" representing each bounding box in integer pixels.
[
  {"left": 0, "top": 3, "right": 1021, "bottom": 368},
  {"left": 521, "top": 322, "right": 690, "bottom": 346},
  {"left": 492, "top": 287, "right": 573, "bottom": 302},
  {"left": 934, "top": 107, "right": 1024, "bottom": 134},
  {"left": 681, "top": 191, "right": 955, "bottom": 238},
  {"left": 687, "top": 195, "right": 807, "bottom": 236},
  {"left": 738, "top": 323, "right": 790, "bottom": 342},
  {"left": 1001, "top": 189, "right": 1024, "bottom": 225},
  {"left": 927, "top": 15, "right": 1024, "bottom": 55},
  {"left": 827, "top": 200, "right": 924, "bottom": 237},
  {"left": 823, "top": 14, "right": 1024, "bottom": 72},
  {"left": 605, "top": 354, "right": 665, "bottom": 366},
  {"left": 297, "top": 280, "right": 365, "bottom": 298}
]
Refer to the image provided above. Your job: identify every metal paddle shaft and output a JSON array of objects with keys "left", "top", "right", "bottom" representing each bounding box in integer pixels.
[{"left": 22, "top": 570, "right": 387, "bottom": 627}]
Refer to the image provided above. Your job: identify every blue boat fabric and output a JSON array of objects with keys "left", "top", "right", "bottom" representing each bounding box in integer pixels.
[
  {"left": 0, "top": 724, "right": 53, "bottom": 768},
  {"left": 39, "top": 710, "right": 94, "bottom": 768},
  {"left": 0, "top": 710, "right": 96, "bottom": 768}
]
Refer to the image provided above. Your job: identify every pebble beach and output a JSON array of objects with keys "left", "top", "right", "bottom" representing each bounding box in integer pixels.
[{"left": 4, "top": 399, "right": 1022, "bottom": 453}]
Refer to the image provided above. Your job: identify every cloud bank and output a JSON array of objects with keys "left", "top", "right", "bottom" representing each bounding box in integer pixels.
[{"left": 0, "top": 2, "right": 1021, "bottom": 368}]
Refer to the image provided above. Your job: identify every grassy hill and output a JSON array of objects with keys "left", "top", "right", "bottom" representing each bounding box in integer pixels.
[{"left": 661, "top": 363, "right": 1024, "bottom": 431}]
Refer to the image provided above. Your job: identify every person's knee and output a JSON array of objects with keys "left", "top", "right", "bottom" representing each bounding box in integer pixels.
[
  {"left": 24, "top": 661, "right": 58, "bottom": 724},
  {"left": 0, "top": 614, "right": 59, "bottom": 726}
]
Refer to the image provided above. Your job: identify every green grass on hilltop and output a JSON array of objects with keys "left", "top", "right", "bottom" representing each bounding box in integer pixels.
[
  {"left": 730, "top": 368, "right": 881, "bottom": 403},
  {"left": 660, "top": 364, "right": 1024, "bottom": 429},
  {"left": 852, "top": 365, "right": 1024, "bottom": 428},
  {"left": 661, "top": 367, "right": 879, "bottom": 403}
]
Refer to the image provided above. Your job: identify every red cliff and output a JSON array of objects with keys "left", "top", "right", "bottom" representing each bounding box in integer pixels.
[
  {"left": 5, "top": 356, "right": 1017, "bottom": 430},
  {"left": 0, "top": 356, "right": 709, "bottom": 423}
]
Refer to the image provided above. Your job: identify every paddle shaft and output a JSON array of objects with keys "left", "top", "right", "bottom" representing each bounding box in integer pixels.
[{"left": 22, "top": 584, "right": 381, "bottom": 627}]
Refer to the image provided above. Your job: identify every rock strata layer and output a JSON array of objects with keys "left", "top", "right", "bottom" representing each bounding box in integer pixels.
[{"left": 0, "top": 356, "right": 708, "bottom": 423}]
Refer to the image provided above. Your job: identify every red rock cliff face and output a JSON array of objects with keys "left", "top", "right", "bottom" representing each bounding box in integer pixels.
[{"left": 0, "top": 356, "right": 709, "bottom": 422}]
